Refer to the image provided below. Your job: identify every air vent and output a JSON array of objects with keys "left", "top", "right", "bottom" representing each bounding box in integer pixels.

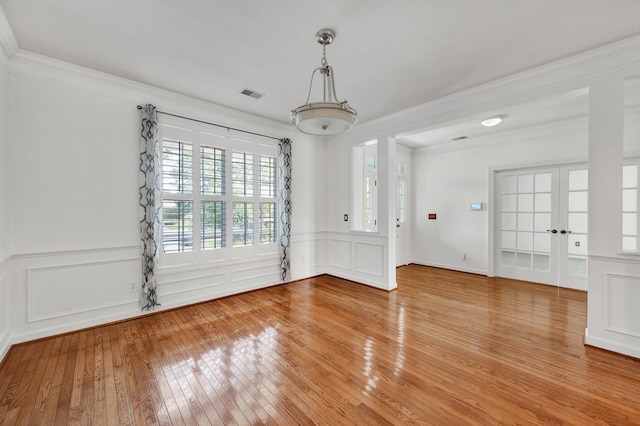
[
  {"left": 452, "top": 136, "right": 468, "bottom": 141},
  {"left": 240, "top": 88, "right": 265, "bottom": 99}
]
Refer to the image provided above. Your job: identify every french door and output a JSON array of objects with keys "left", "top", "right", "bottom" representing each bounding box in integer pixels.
[{"left": 494, "top": 163, "right": 588, "bottom": 290}]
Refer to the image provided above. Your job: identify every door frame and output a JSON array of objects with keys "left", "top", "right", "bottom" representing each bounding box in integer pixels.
[{"left": 488, "top": 159, "right": 588, "bottom": 282}]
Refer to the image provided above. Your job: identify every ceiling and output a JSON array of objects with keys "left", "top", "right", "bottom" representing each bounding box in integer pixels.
[{"left": 2, "top": 0, "right": 640, "bottom": 147}]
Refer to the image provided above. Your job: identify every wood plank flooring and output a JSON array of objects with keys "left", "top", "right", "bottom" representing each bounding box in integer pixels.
[{"left": 1, "top": 265, "right": 640, "bottom": 425}]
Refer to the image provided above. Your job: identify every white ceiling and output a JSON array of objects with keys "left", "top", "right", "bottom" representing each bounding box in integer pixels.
[{"left": 2, "top": 0, "right": 640, "bottom": 147}]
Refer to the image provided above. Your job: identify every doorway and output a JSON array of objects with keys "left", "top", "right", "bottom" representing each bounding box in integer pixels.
[{"left": 494, "top": 163, "right": 588, "bottom": 290}]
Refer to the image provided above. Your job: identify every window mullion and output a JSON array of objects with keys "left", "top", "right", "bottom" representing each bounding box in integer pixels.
[
  {"left": 193, "top": 139, "right": 202, "bottom": 255},
  {"left": 253, "top": 153, "right": 259, "bottom": 242}
]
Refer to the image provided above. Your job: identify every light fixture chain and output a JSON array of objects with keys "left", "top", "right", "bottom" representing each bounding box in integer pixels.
[{"left": 321, "top": 43, "right": 327, "bottom": 67}]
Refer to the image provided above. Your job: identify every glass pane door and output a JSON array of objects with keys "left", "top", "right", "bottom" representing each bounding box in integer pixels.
[
  {"left": 566, "top": 169, "right": 588, "bottom": 277},
  {"left": 497, "top": 168, "right": 558, "bottom": 285},
  {"left": 495, "top": 164, "right": 588, "bottom": 290}
]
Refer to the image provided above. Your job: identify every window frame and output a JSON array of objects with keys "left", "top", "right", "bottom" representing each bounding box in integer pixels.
[{"left": 158, "top": 122, "right": 279, "bottom": 268}]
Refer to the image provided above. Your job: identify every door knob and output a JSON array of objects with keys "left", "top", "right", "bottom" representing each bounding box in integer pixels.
[
  {"left": 560, "top": 230, "right": 572, "bottom": 234},
  {"left": 546, "top": 229, "right": 558, "bottom": 234}
]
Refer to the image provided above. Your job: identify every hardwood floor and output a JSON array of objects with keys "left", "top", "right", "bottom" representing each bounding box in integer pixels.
[{"left": 1, "top": 265, "right": 640, "bottom": 425}]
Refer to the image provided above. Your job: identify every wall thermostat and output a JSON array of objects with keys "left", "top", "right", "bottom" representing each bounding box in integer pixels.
[{"left": 470, "top": 203, "right": 482, "bottom": 211}]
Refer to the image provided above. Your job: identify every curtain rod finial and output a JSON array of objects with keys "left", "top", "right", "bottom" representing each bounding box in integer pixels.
[{"left": 137, "top": 105, "right": 143, "bottom": 110}]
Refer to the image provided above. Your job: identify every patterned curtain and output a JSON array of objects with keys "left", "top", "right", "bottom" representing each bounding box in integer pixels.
[
  {"left": 139, "top": 104, "right": 161, "bottom": 310},
  {"left": 279, "top": 138, "right": 292, "bottom": 281}
]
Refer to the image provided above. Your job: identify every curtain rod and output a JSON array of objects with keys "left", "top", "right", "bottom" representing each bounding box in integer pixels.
[{"left": 137, "top": 105, "right": 282, "bottom": 141}]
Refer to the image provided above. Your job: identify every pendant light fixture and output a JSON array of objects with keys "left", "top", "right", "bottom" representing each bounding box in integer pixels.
[{"left": 291, "top": 29, "right": 357, "bottom": 136}]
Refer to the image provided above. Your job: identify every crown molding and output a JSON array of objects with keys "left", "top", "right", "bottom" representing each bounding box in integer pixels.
[
  {"left": 412, "top": 115, "right": 589, "bottom": 157},
  {"left": 0, "top": 4, "right": 18, "bottom": 70},
  {"left": 335, "top": 34, "right": 640, "bottom": 145},
  {"left": 411, "top": 105, "right": 640, "bottom": 157},
  {"left": 9, "top": 49, "right": 301, "bottom": 141}
]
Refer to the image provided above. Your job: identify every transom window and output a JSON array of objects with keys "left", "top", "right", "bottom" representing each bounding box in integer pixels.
[{"left": 159, "top": 124, "right": 278, "bottom": 266}]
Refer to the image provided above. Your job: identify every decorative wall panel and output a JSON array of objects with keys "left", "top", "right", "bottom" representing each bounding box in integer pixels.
[
  {"left": 28, "top": 258, "right": 140, "bottom": 322},
  {"left": 605, "top": 273, "right": 640, "bottom": 338}
]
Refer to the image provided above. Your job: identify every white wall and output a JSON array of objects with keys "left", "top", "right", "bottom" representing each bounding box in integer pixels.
[
  {"left": 411, "top": 121, "right": 588, "bottom": 275},
  {"left": 0, "top": 43, "right": 11, "bottom": 360},
  {"left": 3, "top": 24, "right": 640, "bottom": 363},
  {"left": 6, "top": 52, "right": 325, "bottom": 345},
  {"left": 322, "top": 133, "right": 399, "bottom": 290}
]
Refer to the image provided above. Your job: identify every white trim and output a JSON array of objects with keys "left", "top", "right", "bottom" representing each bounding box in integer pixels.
[
  {"left": 9, "top": 50, "right": 297, "bottom": 140},
  {"left": 0, "top": 4, "right": 18, "bottom": 69},
  {"left": 585, "top": 328, "right": 640, "bottom": 359},
  {"left": 487, "top": 166, "right": 496, "bottom": 277},
  {"left": 10, "top": 308, "right": 147, "bottom": 346},
  {"left": 603, "top": 272, "right": 640, "bottom": 338},
  {"left": 589, "top": 251, "right": 640, "bottom": 264},
  {"left": 354, "top": 242, "right": 385, "bottom": 277},
  {"left": 159, "top": 272, "right": 227, "bottom": 297},
  {"left": 323, "top": 269, "right": 391, "bottom": 291},
  {"left": 156, "top": 278, "right": 284, "bottom": 313},
  {"left": 325, "top": 230, "right": 389, "bottom": 241},
  {"left": 0, "top": 326, "right": 11, "bottom": 364},
  {"left": 11, "top": 245, "right": 140, "bottom": 260},
  {"left": 334, "top": 35, "right": 640, "bottom": 144},
  {"left": 411, "top": 260, "right": 487, "bottom": 276},
  {"left": 27, "top": 258, "right": 141, "bottom": 322},
  {"left": 413, "top": 116, "right": 588, "bottom": 157},
  {"left": 157, "top": 252, "right": 279, "bottom": 276}
]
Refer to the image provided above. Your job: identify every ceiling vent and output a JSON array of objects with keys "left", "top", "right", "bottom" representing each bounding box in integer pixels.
[{"left": 240, "top": 88, "right": 264, "bottom": 99}]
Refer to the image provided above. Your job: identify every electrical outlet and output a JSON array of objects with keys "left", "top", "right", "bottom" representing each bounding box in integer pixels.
[{"left": 128, "top": 282, "right": 137, "bottom": 293}]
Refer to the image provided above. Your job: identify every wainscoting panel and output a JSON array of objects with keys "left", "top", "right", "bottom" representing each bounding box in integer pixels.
[
  {"left": 325, "top": 232, "right": 393, "bottom": 290},
  {"left": 586, "top": 254, "right": 640, "bottom": 359},
  {"left": 231, "top": 263, "right": 281, "bottom": 285},
  {"left": 28, "top": 258, "right": 140, "bottom": 322},
  {"left": 328, "top": 239, "right": 351, "bottom": 270},
  {"left": 157, "top": 271, "right": 228, "bottom": 298},
  {"left": 7, "top": 231, "right": 328, "bottom": 349},
  {"left": 290, "top": 233, "right": 325, "bottom": 280},
  {"left": 604, "top": 273, "right": 640, "bottom": 338},
  {"left": 355, "top": 242, "right": 384, "bottom": 277}
]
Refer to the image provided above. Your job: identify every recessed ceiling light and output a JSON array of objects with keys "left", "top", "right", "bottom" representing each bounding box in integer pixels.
[{"left": 481, "top": 115, "right": 503, "bottom": 127}]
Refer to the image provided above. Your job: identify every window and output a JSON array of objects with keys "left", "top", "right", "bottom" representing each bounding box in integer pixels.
[
  {"left": 398, "top": 179, "right": 406, "bottom": 223},
  {"left": 363, "top": 150, "right": 378, "bottom": 232},
  {"left": 159, "top": 125, "right": 278, "bottom": 266},
  {"left": 162, "top": 140, "right": 194, "bottom": 253},
  {"left": 351, "top": 141, "right": 378, "bottom": 232},
  {"left": 623, "top": 163, "right": 638, "bottom": 251}
]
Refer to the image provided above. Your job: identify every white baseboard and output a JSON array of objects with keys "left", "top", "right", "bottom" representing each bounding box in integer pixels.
[
  {"left": 585, "top": 328, "right": 640, "bottom": 359},
  {"left": 410, "top": 260, "right": 488, "bottom": 276},
  {"left": 0, "top": 326, "right": 12, "bottom": 365}
]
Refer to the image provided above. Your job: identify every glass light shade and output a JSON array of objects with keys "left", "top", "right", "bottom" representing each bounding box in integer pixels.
[{"left": 292, "top": 102, "right": 357, "bottom": 136}]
